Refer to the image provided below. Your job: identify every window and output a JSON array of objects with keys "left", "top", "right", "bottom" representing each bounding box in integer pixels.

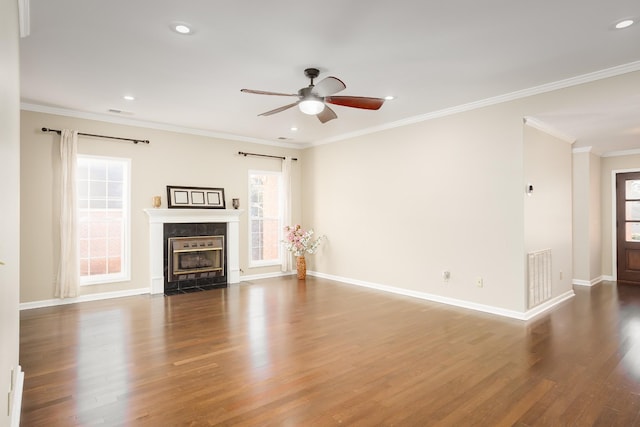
[
  {"left": 77, "top": 155, "right": 130, "bottom": 285},
  {"left": 249, "top": 171, "right": 282, "bottom": 266}
]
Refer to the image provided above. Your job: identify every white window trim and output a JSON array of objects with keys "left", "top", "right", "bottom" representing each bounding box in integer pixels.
[
  {"left": 78, "top": 154, "right": 132, "bottom": 286},
  {"left": 248, "top": 169, "right": 282, "bottom": 268}
]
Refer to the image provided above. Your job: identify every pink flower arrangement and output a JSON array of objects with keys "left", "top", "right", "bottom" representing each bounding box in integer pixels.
[{"left": 282, "top": 224, "right": 325, "bottom": 257}]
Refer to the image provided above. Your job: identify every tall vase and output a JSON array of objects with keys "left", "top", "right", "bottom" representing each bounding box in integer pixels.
[{"left": 296, "top": 255, "right": 306, "bottom": 280}]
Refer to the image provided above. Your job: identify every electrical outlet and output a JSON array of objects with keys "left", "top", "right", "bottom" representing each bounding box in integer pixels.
[
  {"left": 442, "top": 271, "right": 451, "bottom": 282},
  {"left": 476, "top": 277, "right": 483, "bottom": 288},
  {"left": 560, "top": 271, "right": 563, "bottom": 280}
]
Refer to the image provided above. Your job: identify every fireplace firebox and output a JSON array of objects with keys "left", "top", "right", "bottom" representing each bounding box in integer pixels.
[
  {"left": 163, "top": 222, "right": 227, "bottom": 295},
  {"left": 168, "top": 235, "right": 224, "bottom": 282}
]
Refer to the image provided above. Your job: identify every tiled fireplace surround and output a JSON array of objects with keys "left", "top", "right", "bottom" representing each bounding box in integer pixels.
[{"left": 144, "top": 209, "right": 243, "bottom": 295}]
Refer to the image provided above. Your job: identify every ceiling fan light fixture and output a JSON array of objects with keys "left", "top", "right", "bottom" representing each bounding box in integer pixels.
[{"left": 299, "top": 99, "right": 325, "bottom": 115}]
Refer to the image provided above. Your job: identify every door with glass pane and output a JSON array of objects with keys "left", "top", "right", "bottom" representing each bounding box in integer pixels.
[{"left": 616, "top": 172, "right": 640, "bottom": 284}]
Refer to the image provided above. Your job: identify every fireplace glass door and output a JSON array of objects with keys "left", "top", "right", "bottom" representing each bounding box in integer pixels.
[{"left": 168, "top": 235, "right": 224, "bottom": 282}]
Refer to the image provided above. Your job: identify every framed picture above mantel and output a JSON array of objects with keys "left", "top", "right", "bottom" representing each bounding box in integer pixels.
[{"left": 166, "top": 186, "right": 226, "bottom": 209}]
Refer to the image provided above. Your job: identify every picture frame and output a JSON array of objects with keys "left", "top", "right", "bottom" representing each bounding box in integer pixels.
[{"left": 166, "top": 186, "right": 226, "bottom": 209}]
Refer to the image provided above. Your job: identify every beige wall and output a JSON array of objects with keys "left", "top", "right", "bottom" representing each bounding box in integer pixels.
[
  {"left": 600, "top": 154, "right": 640, "bottom": 278},
  {"left": 303, "top": 104, "right": 528, "bottom": 312},
  {"left": 523, "top": 125, "right": 573, "bottom": 300},
  {"left": 20, "top": 110, "right": 302, "bottom": 302},
  {"left": 0, "top": 0, "right": 21, "bottom": 425}
]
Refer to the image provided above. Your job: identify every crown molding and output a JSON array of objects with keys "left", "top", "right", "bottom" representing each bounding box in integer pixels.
[
  {"left": 601, "top": 148, "right": 640, "bottom": 158},
  {"left": 572, "top": 146, "right": 593, "bottom": 154},
  {"left": 313, "top": 61, "right": 640, "bottom": 147},
  {"left": 20, "top": 103, "right": 305, "bottom": 150},
  {"left": 523, "top": 117, "right": 576, "bottom": 143}
]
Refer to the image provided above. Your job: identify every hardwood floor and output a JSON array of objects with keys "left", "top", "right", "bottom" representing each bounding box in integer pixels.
[{"left": 19, "top": 277, "right": 640, "bottom": 426}]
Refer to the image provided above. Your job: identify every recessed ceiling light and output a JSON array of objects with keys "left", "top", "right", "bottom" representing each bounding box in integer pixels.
[
  {"left": 615, "top": 19, "right": 634, "bottom": 29},
  {"left": 385, "top": 95, "right": 395, "bottom": 100},
  {"left": 172, "top": 23, "right": 193, "bottom": 34},
  {"left": 123, "top": 95, "right": 135, "bottom": 101},
  {"left": 290, "top": 127, "right": 298, "bottom": 132}
]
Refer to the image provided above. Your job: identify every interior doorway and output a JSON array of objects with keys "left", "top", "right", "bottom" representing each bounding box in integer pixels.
[{"left": 615, "top": 171, "right": 640, "bottom": 284}]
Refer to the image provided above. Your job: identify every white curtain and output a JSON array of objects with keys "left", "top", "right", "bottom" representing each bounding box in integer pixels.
[
  {"left": 281, "top": 156, "right": 293, "bottom": 272},
  {"left": 56, "top": 129, "right": 80, "bottom": 298}
]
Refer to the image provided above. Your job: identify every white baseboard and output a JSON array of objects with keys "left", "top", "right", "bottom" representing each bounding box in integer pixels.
[
  {"left": 10, "top": 365, "right": 24, "bottom": 427},
  {"left": 308, "top": 270, "right": 574, "bottom": 321},
  {"left": 19, "top": 288, "right": 150, "bottom": 310},
  {"left": 524, "top": 290, "right": 576, "bottom": 320},
  {"left": 573, "top": 276, "right": 605, "bottom": 287}
]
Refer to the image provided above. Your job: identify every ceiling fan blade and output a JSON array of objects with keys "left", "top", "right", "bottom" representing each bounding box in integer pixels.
[
  {"left": 241, "top": 89, "right": 298, "bottom": 97},
  {"left": 317, "top": 105, "right": 337, "bottom": 123},
  {"left": 258, "top": 101, "right": 299, "bottom": 117},
  {"left": 325, "top": 96, "right": 385, "bottom": 110},
  {"left": 312, "top": 76, "right": 346, "bottom": 97}
]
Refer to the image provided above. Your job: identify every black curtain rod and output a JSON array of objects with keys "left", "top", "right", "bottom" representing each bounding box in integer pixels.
[
  {"left": 238, "top": 151, "right": 298, "bottom": 161},
  {"left": 41, "top": 127, "right": 150, "bottom": 145}
]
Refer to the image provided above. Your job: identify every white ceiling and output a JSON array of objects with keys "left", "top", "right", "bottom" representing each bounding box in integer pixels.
[{"left": 19, "top": 0, "right": 640, "bottom": 153}]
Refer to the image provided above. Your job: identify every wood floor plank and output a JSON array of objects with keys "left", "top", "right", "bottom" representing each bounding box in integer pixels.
[{"left": 19, "top": 277, "right": 640, "bottom": 426}]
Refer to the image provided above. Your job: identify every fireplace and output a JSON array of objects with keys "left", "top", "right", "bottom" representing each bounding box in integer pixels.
[
  {"left": 163, "top": 222, "right": 227, "bottom": 294},
  {"left": 144, "top": 208, "right": 243, "bottom": 295}
]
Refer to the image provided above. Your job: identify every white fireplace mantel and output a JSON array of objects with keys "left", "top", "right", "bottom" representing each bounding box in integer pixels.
[{"left": 144, "top": 208, "right": 244, "bottom": 294}]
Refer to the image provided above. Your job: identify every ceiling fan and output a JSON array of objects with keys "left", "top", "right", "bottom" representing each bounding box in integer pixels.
[{"left": 241, "top": 68, "right": 385, "bottom": 123}]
